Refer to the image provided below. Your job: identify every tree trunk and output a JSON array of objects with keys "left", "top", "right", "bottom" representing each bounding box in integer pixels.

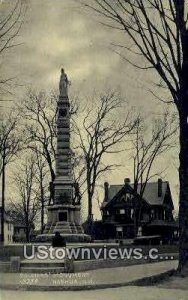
[
  {"left": 178, "top": 107, "right": 188, "bottom": 274},
  {"left": 26, "top": 227, "right": 30, "bottom": 242},
  {"left": 45, "top": 147, "right": 55, "bottom": 205},
  {"left": 39, "top": 173, "right": 45, "bottom": 233},
  {"left": 178, "top": 26, "right": 188, "bottom": 274},
  {"left": 41, "top": 203, "right": 44, "bottom": 234},
  {"left": 25, "top": 215, "right": 30, "bottom": 242},
  {"left": 48, "top": 170, "right": 55, "bottom": 205},
  {"left": 41, "top": 189, "right": 44, "bottom": 234},
  {"left": 1, "top": 157, "right": 5, "bottom": 243},
  {"left": 88, "top": 193, "right": 93, "bottom": 221}
]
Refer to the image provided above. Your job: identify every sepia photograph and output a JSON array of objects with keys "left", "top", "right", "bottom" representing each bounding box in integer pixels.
[{"left": 0, "top": 1, "right": 188, "bottom": 299}]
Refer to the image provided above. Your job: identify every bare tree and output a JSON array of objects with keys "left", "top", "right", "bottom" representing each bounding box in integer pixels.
[
  {"left": 0, "top": 0, "right": 26, "bottom": 96},
  {"left": 133, "top": 112, "right": 177, "bottom": 197},
  {"left": 0, "top": 0, "right": 25, "bottom": 242},
  {"left": 19, "top": 91, "right": 57, "bottom": 192},
  {"left": 18, "top": 89, "right": 78, "bottom": 205},
  {"left": 74, "top": 91, "right": 137, "bottom": 220},
  {"left": 32, "top": 146, "right": 49, "bottom": 233},
  {"left": 132, "top": 112, "right": 177, "bottom": 234},
  {"left": 9, "top": 154, "right": 40, "bottom": 242},
  {"left": 0, "top": 111, "right": 22, "bottom": 172},
  {"left": 0, "top": 110, "right": 22, "bottom": 242},
  {"left": 83, "top": 0, "right": 188, "bottom": 273},
  {"left": 18, "top": 90, "right": 57, "bottom": 204}
]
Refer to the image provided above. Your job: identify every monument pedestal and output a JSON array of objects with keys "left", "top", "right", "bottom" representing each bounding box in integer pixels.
[
  {"left": 37, "top": 204, "right": 91, "bottom": 243},
  {"left": 44, "top": 204, "right": 83, "bottom": 234}
]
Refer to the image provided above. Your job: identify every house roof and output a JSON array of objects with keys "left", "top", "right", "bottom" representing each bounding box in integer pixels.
[
  {"left": 131, "top": 182, "right": 168, "bottom": 206},
  {"left": 103, "top": 180, "right": 173, "bottom": 208},
  {"left": 102, "top": 183, "right": 136, "bottom": 209},
  {"left": 108, "top": 185, "right": 124, "bottom": 202}
]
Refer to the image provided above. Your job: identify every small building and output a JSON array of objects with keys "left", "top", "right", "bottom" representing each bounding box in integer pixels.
[
  {"left": 101, "top": 178, "right": 177, "bottom": 243},
  {"left": 0, "top": 208, "right": 14, "bottom": 244},
  {"left": 13, "top": 224, "right": 27, "bottom": 242},
  {"left": 13, "top": 222, "right": 36, "bottom": 242}
]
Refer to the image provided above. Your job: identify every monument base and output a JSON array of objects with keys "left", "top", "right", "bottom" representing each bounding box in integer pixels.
[
  {"left": 36, "top": 233, "right": 91, "bottom": 243},
  {"left": 36, "top": 204, "right": 91, "bottom": 243}
]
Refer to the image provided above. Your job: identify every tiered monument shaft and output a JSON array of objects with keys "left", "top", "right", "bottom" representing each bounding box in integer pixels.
[
  {"left": 54, "top": 80, "right": 73, "bottom": 205},
  {"left": 39, "top": 69, "right": 90, "bottom": 242}
]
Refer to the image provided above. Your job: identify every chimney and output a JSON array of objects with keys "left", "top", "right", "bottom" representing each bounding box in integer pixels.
[
  {"left": 158, "top": 178, "right": 162, "bottom": 197},
  {"left": 124, "top": 178, "right": 131, "bottom": 185},
  {"left": 104, "top": 182, "right": 109, "bottom": 202}
]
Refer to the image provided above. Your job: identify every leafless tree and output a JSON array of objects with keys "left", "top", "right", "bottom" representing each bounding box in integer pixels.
[
  {"left": 0, "top": 111, "right": 22, "bottom": 171},
  {"left": 83, "top": 0, "right": 188, "bottom": 274},
  {"left": 133, "top": 112, "right": 177, "bottom": 198},
  {"left": 132, "top": 112, "right": 177, "bottom": 233},
  {"left": 74, "top": 91, "right": 137, "bottom": 220},
  {"left": 32, "top": 146, "right": 49, "bottom": 233},
  {"left": 18, "top": 90, "right": 57, "bottom": 205},
  {"left": 0, "top": 110, "right": 23, "bottom": 242},
  {"left": 18, "top": 89, "right": 78, "bottom": 204},
  {"left": 0, "top": 0, "right": 26, "bottom": 97},
  {"left": 9, "top": 154, "right": 40, "bottom": 242}
]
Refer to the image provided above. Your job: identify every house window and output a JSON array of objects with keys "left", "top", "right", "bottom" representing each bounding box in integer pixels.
[
  {"left": 104, "top": 210, "right": 110, "bottom": 216},
  {"left": 116, "top": 226, "right": 123, "bottom": 232},
  {"left": 151, "top": 209, "right": 155, "bottom": 220},
  {"left": 126, "top": 193, "right": 132, "bottom": 202},
  {"left": 137, "top": 226, "right": 142, "bottom": 237},
  {"left": 131, "top": 209, "right": 134, "bottom": 219},
  {"left": 120, "top": 209, "right": 125, "bottom": 215},
  {"left": 116, "top": 227, "right": 123, "bottom": 238}
]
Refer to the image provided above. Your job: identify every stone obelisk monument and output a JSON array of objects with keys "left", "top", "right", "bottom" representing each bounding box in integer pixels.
[{"left": 38, "top": 69, "right": 90, "bottom": 242}]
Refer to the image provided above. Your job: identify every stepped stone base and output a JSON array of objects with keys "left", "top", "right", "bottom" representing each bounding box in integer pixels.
[
  {"left": 36, "top": 204, "right": 91, "bottom": 243},
  {"left": 21, "top": 257, "right": 65, "bottom": 274},
  {"left": 36, "top": 233, "right": 91, "bottom": 243}
]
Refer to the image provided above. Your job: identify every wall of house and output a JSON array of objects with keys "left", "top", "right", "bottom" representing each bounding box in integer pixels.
[
  {"left": 13, "top": 227, "right": 27, "bottom": 242},
  {"left": 0, "top": 222, "right": 14, "bottom": 245}
]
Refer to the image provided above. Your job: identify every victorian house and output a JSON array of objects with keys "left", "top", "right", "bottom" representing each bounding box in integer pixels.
[{"left": 101, "top": 178, "right": 177, "bottom": 243}]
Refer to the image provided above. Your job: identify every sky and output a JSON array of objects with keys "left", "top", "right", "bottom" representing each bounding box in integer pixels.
[{"left": 0, "top": 0, "right": 179, "bottom": 218}]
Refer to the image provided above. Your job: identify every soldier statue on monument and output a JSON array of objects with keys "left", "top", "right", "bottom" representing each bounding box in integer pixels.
[{"left": 59, "top": 68, "right": 70, "bottom": 97}]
